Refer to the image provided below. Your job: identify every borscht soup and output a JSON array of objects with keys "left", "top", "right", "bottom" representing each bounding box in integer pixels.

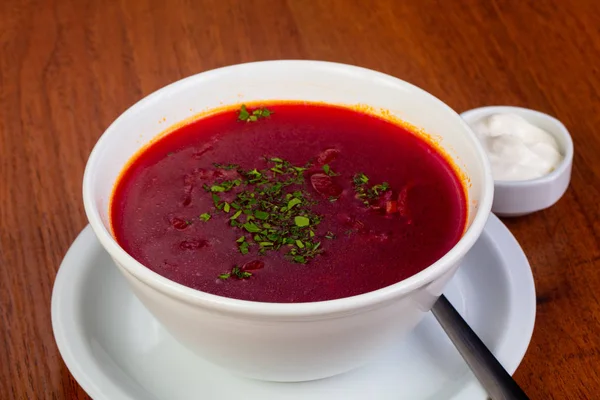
[{"left": 111, "top": 103, "right": 467, "bottom": 303}]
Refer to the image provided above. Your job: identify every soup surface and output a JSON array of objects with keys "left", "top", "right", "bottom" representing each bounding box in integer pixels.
[{"left": 111, "top": 103, "right": 466, "bottom": 302}]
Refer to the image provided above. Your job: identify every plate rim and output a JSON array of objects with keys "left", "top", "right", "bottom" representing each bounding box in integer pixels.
[{"left": 51, "top": 213, "right": 536, "bottom": 400}]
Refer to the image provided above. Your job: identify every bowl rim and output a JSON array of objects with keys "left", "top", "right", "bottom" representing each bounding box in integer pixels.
[
  {"left": 460, "top": 105, "right": 574, "bottom": 188},
  {"left": 83, "top": 60, "right": 494, "bottom": 318}
]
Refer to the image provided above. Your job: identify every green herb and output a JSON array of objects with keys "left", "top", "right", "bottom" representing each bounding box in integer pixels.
[
  {"left": 238, "top": 104, "right": 273, "bottom": 122},
  {"left": 325, "top": 231, "right": 336, "bottom": 239},
  {"left": 354, "top": 173, "right": 369, "bottom": 185},
  {"left": 238, "top": 104, "right": 250, "bottom": 121},
  {"left": 199, "top": 213, "right": 211, "bottom": 222},
  {"left": 218, "top": 265, "right": 252, "bottom": 280},
  {"left": 231, "top": 266, "right": 252, "bottom": 279},
  {"left": 211, "top": 185, "right": 226, "bottom": 192},
  {"left": 239, "top": 241, "right": 249, "bottom": 255},
  {"left": 207, "top": 180, "right": 241, "bottom": 193},
  {"left": 213, "top": 163, "right": 239, "bottom": 170},
  {"left": 371, "top": 182, "right": 390, "bottom": 195},
  {"left": 246, "top": 169, "right": 263, "bottom": 183},
  {"left": 353, "top": 173, "right": 391, "bottom": 206},
  {"left": 287, "top": 198, "right": 302, "bottom": 209},
  {"left": 322, "top": 164, "right": 338, "bottom": 176},
  {"left": 243, "top": 222, "right": 261, "bottom": 233},
  {"left": 254, "top": 210, "right": 269, "bottom": 220},
  {"left": 206, "top": 156, "right": 327, "bottom": 266},
  {"left": 231, "top": 210, "right": 243, "bottom": 220},
  {"left": 294, "top": 216, "right": 310, "bottom": 227},
  {"left": 258, "top": 108, "right": 272, "bottom": 117}
]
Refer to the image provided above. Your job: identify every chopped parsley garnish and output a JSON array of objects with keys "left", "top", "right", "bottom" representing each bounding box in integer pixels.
[
  {"left": 254, "top": 210, "right": 269, "bottom": 220},
  {"left": 201, "top": 156, "right": 400, "bottom": 283},
  {"left": 353, "top": 173, "right": 390, "bottom": 206},
  {"left": 239, "top": 241, "right": 250, "bottom": 255},
  {"left": 207, "top": 179, "right": 241, "bottom": 193},
  {"left": 354, "top": 173, "right": 369, "bottom": 185},
  {"left": 218, "top": 265, "right": 252, "bottom": 280},
  {"left": 203, "top": 156, "right": 325, "bottom": 266},
  {"left": 243, "top": 222, "right": 261, "bottom": 233},
  {"left": 286, "top": 198, "right": 300, "bottom": 209},
  {"left": 322, "top": 164, "right": 338, "bottom": 176},
  {"left": 213, "top": 163, "right": 239, "bottom": 170},
  {"left": 238, "top": 104, "right": 273, "bottom": 122},
  {"left": 233, "top": 266, "right": 252, "bottom": 279},
  {"left": 294, "top": 216, "right": 310, "bottom": 227},
  {"left": 199, "top": 213, "right": 211, "bottom": 222},
  {"left": 238, "top": 105, "right": 250, "bottom": 121},
  {"left": 371, "top": 183, "right": 390, "bottom": 196}
]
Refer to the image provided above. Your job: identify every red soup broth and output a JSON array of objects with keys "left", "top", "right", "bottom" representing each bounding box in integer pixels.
[{"left": 111, "top": 102, "right": 467, "bottom": 303}]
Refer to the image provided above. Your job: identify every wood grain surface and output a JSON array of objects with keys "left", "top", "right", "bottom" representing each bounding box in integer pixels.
[{"left": 1, "top": 0, "right": 599, "bottom": 398}]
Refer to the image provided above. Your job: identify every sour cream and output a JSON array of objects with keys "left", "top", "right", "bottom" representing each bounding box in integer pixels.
[{"left": 468, "top": 113, "right": 563, "bottom": 181}]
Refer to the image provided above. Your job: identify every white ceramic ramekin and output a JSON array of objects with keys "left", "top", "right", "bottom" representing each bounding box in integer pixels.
[
  {"left": 83, "top": 60, "right": 494, "bottom": 382},
  {"left": 460, "top": 106, "right": 573, "bottom": 217}
]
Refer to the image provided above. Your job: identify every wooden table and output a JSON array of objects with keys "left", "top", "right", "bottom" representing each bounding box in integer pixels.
[{"left": 1, "top": 0, "right": 598, "bottom": 398}]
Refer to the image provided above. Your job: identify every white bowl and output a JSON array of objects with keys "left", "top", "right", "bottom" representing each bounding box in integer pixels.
[
  {"left": 460, "top": 106, "right": 573, "bottom": 217},
  {"left": 83, "top": 60, "right": 494, "bottom": 382}
]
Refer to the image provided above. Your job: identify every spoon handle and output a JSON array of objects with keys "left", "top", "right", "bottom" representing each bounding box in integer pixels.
[{"left": 431, "top": 295, "right": 530, "bottom": 400}]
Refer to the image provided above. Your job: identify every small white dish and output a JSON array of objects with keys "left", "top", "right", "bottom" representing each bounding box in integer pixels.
[
  {"left": 51, "top": 214, "right": 536, "bottom": 400},
  {"left": 461, "top": 106, "right": 573, "bottom": 217}
]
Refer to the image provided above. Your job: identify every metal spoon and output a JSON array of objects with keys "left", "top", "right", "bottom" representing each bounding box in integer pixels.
[{"left": 431, "top": 294, "right": 530, "bottom": 400}]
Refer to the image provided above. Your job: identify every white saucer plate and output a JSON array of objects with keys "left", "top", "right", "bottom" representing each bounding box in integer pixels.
[{"left": 52, "top": 214, "right": 535, "bottom": 400}]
